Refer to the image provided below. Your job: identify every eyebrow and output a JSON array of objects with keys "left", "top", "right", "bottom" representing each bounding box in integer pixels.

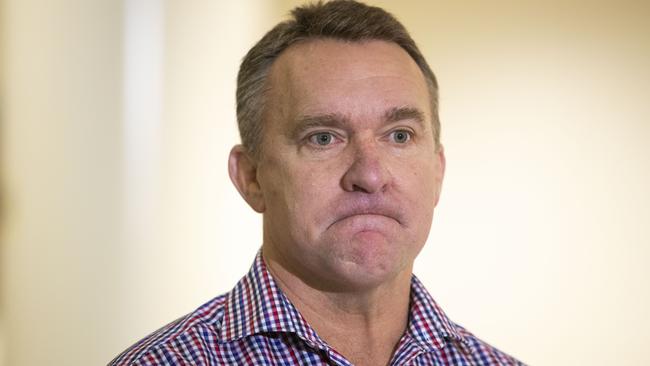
[
  {"left": 289, "top": 106, "right": 427, "bottom": 140},
  {"left": 384, "top": 106, "right": 426, "bottom": 127},
  {"left": 288, "top": 113, "right": 350, "bottom": 140}
]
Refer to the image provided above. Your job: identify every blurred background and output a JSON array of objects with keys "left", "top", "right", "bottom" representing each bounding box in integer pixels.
[{"left": 1, "top": 0, "right": 649, "bottom": 365}]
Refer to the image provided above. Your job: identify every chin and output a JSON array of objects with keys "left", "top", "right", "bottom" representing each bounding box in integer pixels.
[
  {"left": 334, "top": 266, "right": 405, "bottom": 292},
  {"left": 325, "top": 243, "right": 411, "bottom": 290}
]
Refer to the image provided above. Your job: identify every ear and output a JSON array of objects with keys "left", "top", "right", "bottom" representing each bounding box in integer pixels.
[
  {"left": 433, "top": 144, "right": 446, "bottom": 207},
  {"left": 228, "top": 145, "right": 266, "bottom": 213}
]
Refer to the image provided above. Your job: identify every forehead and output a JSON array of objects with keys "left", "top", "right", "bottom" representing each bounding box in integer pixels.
[{"left": 264, "top": 39, "right": 431, "bottom": 125}]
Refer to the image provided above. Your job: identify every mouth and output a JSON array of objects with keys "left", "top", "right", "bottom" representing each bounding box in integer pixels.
[
  {"left": 338, "top": 212, "right": 397, "bottom": 222},
  {"left": 327, "top": 205, "right": 403, "bottom": 230}
]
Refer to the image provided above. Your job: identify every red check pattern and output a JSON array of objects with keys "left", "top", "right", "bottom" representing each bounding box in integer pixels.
[{"left": 110, "top": 252, "right": 525, "bottom": 365}]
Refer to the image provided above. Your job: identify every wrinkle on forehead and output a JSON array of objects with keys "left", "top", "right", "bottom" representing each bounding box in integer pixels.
[
  {"left": 278, "top": 39, "right": 425, "bottom": 83},
  {"left": 264, "top": 38, "right": 432, "bottom": 135}
]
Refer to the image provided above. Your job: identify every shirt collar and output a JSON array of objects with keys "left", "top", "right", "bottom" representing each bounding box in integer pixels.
[
  {"left": 218, "top": 250, "right": 469, "bottom": 353},
  {"left": 407, "top": 275, "right": 470, "bottom": 352},
  {"left": 218, "top": 251, "right": 328, "bottom": 350}
]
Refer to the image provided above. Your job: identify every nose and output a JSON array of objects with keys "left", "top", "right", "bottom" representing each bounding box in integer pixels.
[{"left": 340, "top": 139, "right": 391, "bottom": 194}]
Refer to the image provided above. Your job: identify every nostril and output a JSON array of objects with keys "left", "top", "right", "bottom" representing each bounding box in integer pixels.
[{"left": 352, "top": 184, "right": 370, "bottom": 193}]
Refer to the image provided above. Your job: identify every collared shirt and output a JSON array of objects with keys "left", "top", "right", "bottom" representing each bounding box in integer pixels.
[{"left": 110, "top": 252, "right": 524, "bottom": 365}]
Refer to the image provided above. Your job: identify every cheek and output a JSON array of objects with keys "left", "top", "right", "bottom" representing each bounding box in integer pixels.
[
  {"left": 266, "top": 164, "right": 332, "bottom": 234},
  {"left": 401, "top": 159, "right": 438, "bottom": 219},
  {"left": 291, "top": 169, "right": 335, "bottom": 219}
]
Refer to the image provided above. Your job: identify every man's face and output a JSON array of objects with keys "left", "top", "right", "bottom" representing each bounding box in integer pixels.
[{"left": 252, "top": 39, "right": 444, "bottom": 291}]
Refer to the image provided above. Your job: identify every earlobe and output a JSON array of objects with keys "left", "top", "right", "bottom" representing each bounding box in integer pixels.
[
  {"left": 228, "top": 145, "right": 266, "bottom": 213},
  {"left": 433, "top": 144, "right": 446, "bottom": 207},
  {"left": 438, "top": 144, "right": 446, "bottom": 179}
]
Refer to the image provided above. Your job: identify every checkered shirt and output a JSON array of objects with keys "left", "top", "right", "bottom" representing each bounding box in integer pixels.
[{"left": 110, "top": 252, "right": 525, "bottom": 365}]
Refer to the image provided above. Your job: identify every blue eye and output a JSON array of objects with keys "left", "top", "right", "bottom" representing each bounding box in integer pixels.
[
  {"left": 391, "top": 130, "right": 411, "bottom": 143},
  {"left": 310, "top": 133, "right": 334, "bottom": 146}
]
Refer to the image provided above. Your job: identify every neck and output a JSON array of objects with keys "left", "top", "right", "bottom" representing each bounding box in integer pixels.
[{"left": 263, "top": 251, "right": 412, "bottom": 366}]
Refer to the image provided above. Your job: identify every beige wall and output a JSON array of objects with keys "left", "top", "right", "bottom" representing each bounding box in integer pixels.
[
  {"left": 1, "top": 0, "right": 649, "bottom": 365},
  {"left": 0, "top": 1, "right": 269, "bottom": 365},
  {"left": 1, "top": 1, "right": 125, "bottom": 365}
]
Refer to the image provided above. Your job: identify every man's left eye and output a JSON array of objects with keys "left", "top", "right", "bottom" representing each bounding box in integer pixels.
[
  {"left": 390, "top": 130, "right": 411, "bottom": 143},
  {"left": 308, "top": 132, "right": 336, "bottom": 146}
]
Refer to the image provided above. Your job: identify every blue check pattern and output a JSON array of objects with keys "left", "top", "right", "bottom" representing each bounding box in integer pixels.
[{"left": 110, "top": 252, "right": 525, "bottom": 365}]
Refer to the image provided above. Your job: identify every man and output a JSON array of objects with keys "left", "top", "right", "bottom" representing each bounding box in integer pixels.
[{"left": 111, "top": 1, "right": 524, "bottom": 365}]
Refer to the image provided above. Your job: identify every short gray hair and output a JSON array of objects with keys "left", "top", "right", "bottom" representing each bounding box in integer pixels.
[{"left": 236, "top": 0, "right": 440, "bottom": 158}]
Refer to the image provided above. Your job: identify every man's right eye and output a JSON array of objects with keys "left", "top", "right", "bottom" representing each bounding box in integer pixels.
[{"left": 309, "top": 132, "right": 335, "bottom": 146}]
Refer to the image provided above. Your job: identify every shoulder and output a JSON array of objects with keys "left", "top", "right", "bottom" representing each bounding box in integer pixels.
[
  {"left": 109, "top": 294, "right": 228, "bottom": 366},
  {"left": 408, "top": 275, "right": 525, "bottom": 365}
]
